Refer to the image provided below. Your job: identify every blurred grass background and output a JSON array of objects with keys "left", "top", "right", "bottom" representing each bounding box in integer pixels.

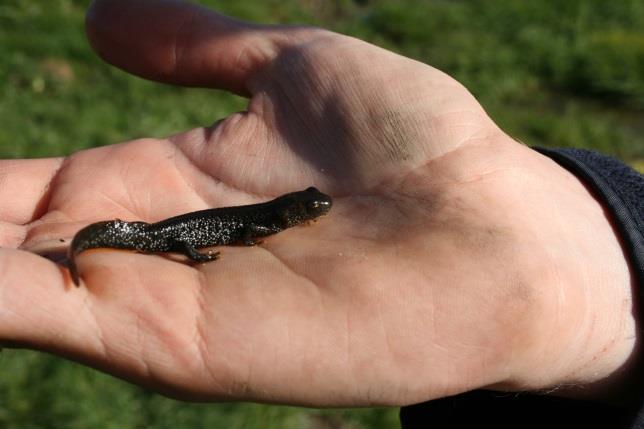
[{"left": 0, "top": 0, "right": 642, "bottom": 427}]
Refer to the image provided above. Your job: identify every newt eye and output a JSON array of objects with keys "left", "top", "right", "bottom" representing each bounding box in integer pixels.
[{"left": 307, "top": 200, "right": 321, "bottom": 210}]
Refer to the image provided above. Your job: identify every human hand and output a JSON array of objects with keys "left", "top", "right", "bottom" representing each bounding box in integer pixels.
[{"left": 0, "top": 0, "right": 636, "bottom": 406}]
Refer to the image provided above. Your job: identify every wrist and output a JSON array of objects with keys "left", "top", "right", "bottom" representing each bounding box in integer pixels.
[{"left": 492, "top": 148, "right": 638, "bottom": 405}]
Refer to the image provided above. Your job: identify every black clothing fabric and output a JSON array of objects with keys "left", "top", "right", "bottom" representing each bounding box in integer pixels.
[
  {"left": 400, "top": 389, "right": 633, "bottom": 428},
  {"left": 534, "top": 147, "right": 643, "bottom": 290},
  {"left": 400, "top": 147, "right": 644, "bottom": 429}
]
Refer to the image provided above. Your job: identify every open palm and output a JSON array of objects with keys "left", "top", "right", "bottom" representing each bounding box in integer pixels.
[{"left": 0, "top": 0, "right": 634, "bottom": 407}]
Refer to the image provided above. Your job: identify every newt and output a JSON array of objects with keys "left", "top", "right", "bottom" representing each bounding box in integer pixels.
[{"left": 68, "top": 187, "right": 332, "bottom": 285}]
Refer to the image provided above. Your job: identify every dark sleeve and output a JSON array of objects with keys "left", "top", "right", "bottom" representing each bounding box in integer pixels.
[{"left": 400, "top": 147, "right": 644, "bottom": 429}]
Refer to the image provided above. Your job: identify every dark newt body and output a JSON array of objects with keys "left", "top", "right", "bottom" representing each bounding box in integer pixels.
[{"left": 68, "top": 187, "right": 332, "bottom": 285}]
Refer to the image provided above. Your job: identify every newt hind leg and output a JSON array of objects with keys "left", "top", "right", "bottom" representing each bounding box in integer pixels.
[{"left": 169, "top": 239, "right": 220, "bottom": 262}]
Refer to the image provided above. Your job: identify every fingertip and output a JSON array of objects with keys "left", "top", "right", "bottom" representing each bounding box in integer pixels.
[
  {"left": 86, "top": 0, "right": 195, "bottom": 83},
  {"left": 84, "top": 0, "right": 284, "bottom": 95},
  {"left": 85, "top": 0, "right": 115, "bottom": 60}
]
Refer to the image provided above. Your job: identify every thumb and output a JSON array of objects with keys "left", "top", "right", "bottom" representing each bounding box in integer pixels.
[{"left": 86, "top": 0, "right": 296, "bottom": 96}]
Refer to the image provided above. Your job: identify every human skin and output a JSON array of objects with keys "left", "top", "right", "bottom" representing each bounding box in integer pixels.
[{"left": 0, "top": 0, "right": 637, "bottom": 407}]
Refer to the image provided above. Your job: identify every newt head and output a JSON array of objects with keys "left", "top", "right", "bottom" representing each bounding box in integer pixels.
[
  {"left": 302, "top": 186, "right": 332, "bottom": 218},
  {"left": 278, "top": 186, "right": 332, "bottom": 228}
]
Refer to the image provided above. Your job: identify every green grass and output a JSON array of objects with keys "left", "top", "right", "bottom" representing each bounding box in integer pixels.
[
  {"left": 0, "top": 347, "right": 402, "bottom": 429},
  {"left": 1, "top": 0, "right": 643, "bottom": 428},
  {"left": 0, "top": 348, "right": 400, "bottom": 429}
]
